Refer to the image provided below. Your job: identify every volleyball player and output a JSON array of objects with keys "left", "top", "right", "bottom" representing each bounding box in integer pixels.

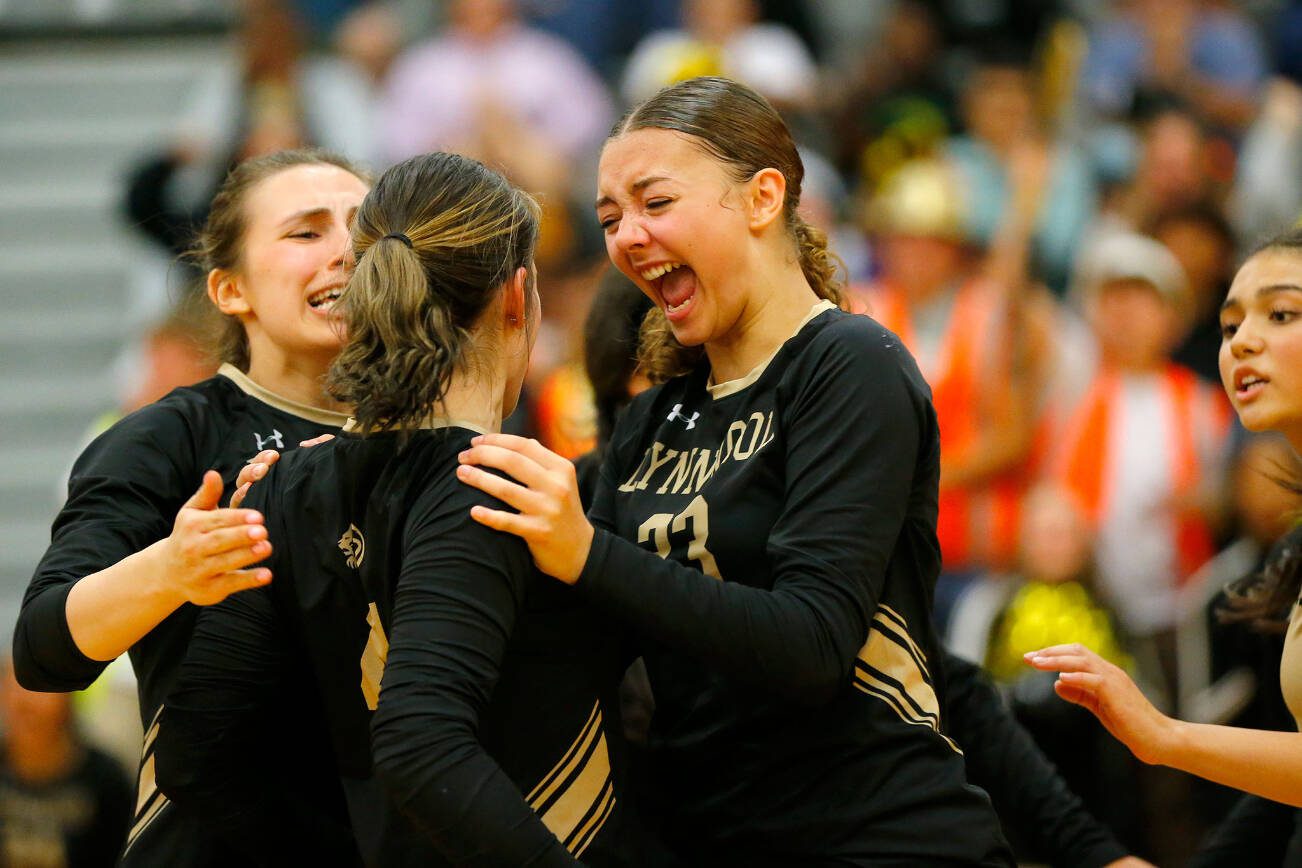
[
  {"left": 156, "top": 152, "right": 653, "bottom": 867},
  {"left": 457, "top": 77, "right": 1012, "bottom": 865},
  {"left": 13, "top": 150, "right": 368, "bottom": 866},
  {"left": 1027, "top": 228, "right": 1302, "bottom": 813}
]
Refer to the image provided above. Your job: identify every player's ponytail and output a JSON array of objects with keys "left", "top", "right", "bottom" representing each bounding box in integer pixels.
[
  {"left": 328, "top": 153, "right": 539, "bottom": 433},
  {"left": 613, "top": 77, "right": 844, "bottom": 384}
]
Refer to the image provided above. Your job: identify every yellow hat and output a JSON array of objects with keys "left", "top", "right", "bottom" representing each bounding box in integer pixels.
[{"left": 866, "top": 158, "right": 967, "bottom": 239}]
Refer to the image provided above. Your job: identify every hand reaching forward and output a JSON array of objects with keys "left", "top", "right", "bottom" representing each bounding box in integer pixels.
[
  {"left": 1024, "top": 643, "right": 1176, "bottom": 766},
  {"left": 455, "top": 434, "right": 593, "bottom": 583},
  {"left": 159, "top": 470, "right": 273, "bottom": 606}
]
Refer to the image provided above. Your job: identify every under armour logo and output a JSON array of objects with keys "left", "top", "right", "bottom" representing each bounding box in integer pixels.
[
  {"left": 666, "top": 404, "right": 699, "bottom": 430},
  {"left": 254, "top": 429, "right": 284, "bottom": 450},
  {"left": 338, "top": 523, "right": 365, "bottom": 569}
]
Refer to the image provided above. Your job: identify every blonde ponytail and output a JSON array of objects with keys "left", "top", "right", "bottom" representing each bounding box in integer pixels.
[{"left": 326, "top": 153, "right": 539, "bottom": 432}]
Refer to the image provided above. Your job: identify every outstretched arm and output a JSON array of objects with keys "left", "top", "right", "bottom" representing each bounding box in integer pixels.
[
  {"left": 64, "top": 470, "right": 271, "bottom": 662},
  {"left": 457, "top": 332, "right": 927, "bottom": 705},
  {"left": 1026, "top": 643, "right": 1302, "bottom": 807},
  {"left": 16, "top": 406, "right": 273, "bottom": 692}
]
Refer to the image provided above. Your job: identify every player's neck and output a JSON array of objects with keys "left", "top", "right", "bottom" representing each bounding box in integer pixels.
[
  {"left": 433, "top": 368, "right": 506, "bottom": 434},
  {"left": 706, "top": 264, "right": 820, "bottom": 384},
  {"left": 245, "top": 352, "right": 347, "bottom": 413}
]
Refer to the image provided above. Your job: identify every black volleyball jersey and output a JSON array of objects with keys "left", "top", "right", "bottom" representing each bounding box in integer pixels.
[
  {"left": 581, "top": 304, "right": 1011, "bottom": 866},
  {"left": 14, "top": 365, "right": 350, "bottom": 868},
  {"left": 158, "top": 426, "right": 645, "bottom": 867}
]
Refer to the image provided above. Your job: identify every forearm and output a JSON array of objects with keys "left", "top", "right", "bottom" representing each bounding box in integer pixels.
[
  {"left": 371, "top": 716, "right": 577, "bottom": 866},
  {"left": 65, "top": 541, "right": 185, "bottom": 662},
  {"left": 1157, "top": 721, "right": 1302, "bottom": 807},
  {"left": 579, "top": 529, "right": 859, "bottom": 704}
]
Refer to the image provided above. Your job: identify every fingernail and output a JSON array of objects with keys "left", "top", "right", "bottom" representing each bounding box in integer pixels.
[
  {"left": 458, "top": 450, "right": 469, "bottom": 461},
  {"left": 257, "top": 569, "right": 272, "bottom": 582},
  {"left": 456, "top": 465, "right": 472, "bottom": 477},
  {"left": 248, "top": 526, "right": 265, "bottom": 539},
  {"left": 471, "top": 435, "right": 483, "bottom": 445},
  {"left": 253, "top": 465, "right": 266, "bottom": 478}
]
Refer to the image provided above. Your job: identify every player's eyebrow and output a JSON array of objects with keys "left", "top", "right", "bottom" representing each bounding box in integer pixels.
[
  {"left": 277, "top": 207, "right": 332, "bottom": 228},
  {"left": 594, "top": 176, "right": 672, "bottom": 210},
  {"left": 1221, "top": 284, "right": 1302, "bottom": 311}
]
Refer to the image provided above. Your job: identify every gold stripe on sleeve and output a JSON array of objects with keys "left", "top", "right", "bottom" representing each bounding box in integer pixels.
[
  {"left": 526, "top": 701, "right": 616, "bottom": 855},
  {"left": 853, "top": 612, "right": 961, "bottom": 753},
  {"left": 124, "top": 707, "right": 171, "bottom": 855}
]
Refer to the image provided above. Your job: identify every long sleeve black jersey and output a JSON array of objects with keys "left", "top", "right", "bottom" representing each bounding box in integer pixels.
[
  {"left": 580, "top": 304, "right": 1011, "bottom": 866},
  {"left": 13, "top": 365, "right": 350, "bottom": 868},
  {"left": 157, "top": 426, "right": 651, "bottom": 867}
]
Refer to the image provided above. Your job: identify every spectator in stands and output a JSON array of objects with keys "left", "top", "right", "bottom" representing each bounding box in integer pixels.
[
  {"left": 378, "top": 0, "right": 613, "bottom": 269},
  {"left": 1080, "top": 0, "right": 1267, "bottom": 132},
  {"left": 828, "top": 0, "right": 953, "bottom": 187},
  {"left": 983, "top": 484, "right": 1131, "bottom": 685},
  {"left": 945, "top": 43, "right": 1097, "bottom": 295},
  {"left": 0, "top": 658, "right": 132, "bottom": 868},
  {"left": 857, "top": 159, "right": 1044, "bottom": 577},
  {"left": 379, "top": 0, "right": 612, "bottom": 171},
  {"left": 621, "top": 0, "right": 818, "bottom": 110},
  {"left": 1231, "top": 1, "right": 1302, "bottom": 244},
  {"left": 1151, "top": 204, "right": 1237, "bottom": 385},
  {"left": 1048, "top": 231, "right": 1232, "bottom": 700}
]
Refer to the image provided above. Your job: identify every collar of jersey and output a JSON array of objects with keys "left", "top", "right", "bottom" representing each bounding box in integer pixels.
[
  {"left": 341, "top": 415, "right": 491, "bottom": 435},
  {"left": 706, "top": 299, "right": 836, "bottom": 400},
  {"left": 218, "top": 364, "right": 352, "bottom": 427}
]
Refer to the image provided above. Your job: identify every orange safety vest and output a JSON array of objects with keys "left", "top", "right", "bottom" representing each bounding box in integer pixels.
[
  {"left": 862, "top": 279, "right": 1029, "bottom": 571},
  {"left": 1050, "top": 364, "right": 1230, "bottom": 583}
]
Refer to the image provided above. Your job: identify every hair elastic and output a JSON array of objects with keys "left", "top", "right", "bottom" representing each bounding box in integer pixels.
[{"left": 384, "top": 232, "right": 414, "bottom": 249}]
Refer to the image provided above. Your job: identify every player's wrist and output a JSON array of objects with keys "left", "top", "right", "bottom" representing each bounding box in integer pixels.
[{"left": 137, "top": 539, "right": 192, "bottom": 611}]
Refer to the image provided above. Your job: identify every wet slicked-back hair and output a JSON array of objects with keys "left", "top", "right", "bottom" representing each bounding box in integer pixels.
[{"left": 611, "top": 76, "right": 844, "bottom": 382}]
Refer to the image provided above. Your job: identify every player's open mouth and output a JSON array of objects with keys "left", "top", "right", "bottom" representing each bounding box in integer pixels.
[
  {"left": 307, "top": 286, "right": 343, "bottom": 312},
  {"left": 1235, "top": 370, "right": 1268, "bottom": 401},
  {"left": 640, "top": 262, "right": 697, "bottom": 323}
]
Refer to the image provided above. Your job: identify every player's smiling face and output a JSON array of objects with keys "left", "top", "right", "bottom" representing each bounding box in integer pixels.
[
  {"left": 1219, "top": 248, "right": 1302, "bottom": 447},
  {"left": 596, "top": 128, "right": 752, "bottom": 349},
  {"left": 222, "top": 163, "right": 369, "bottom": 365}
]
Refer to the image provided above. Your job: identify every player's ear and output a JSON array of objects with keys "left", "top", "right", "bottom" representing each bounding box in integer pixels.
[
  {"left": 502, "top": 266, "right": 528, "bottom": 331},
  {"left": 208, "top": 268, "right": 252, "bottom": 317},
  {"left": 746, "top": 168, "right": 786, "bottom": 233}
]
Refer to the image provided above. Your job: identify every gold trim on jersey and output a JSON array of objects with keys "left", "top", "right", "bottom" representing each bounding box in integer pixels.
[
  {"left": 361, "top": 602, "right": 390, "bottom": 711},
  {"left": 218, "top": 364, "right": 351, "bottom": 427},
  {"left": 123, "top": 707, "right": 169, "bottom": 857},
  {"left": 341, "top": 415, "right": 491, "bottom": 435},
  {"left": 853, "top": 610, "right": 961, "bottom": 754},
  {"left": 707, "top": 299, "right": 836, "bottom": 399},
  {"left": 525, "top": 701, "right": 617, "bottom": 858}
]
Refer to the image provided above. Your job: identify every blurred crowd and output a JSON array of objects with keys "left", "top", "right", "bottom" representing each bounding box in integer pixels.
[{"left": 13, "top": 0, "right": 1302, "bottom": 864}]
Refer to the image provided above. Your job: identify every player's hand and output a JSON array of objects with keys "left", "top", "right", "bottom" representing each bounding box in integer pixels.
[
  {"left": 456, "top": 434, "right": 593, "bottom": 584},
  {"left": 230, "top": 449, "right": 279, "bottom": 508},
  {"left": 1103, "top": 858, "right": 1156, "bottom": 868},
  {"left": 160, "top": 470, "right": 272, "bottom": 606},
  {"left": 228, "top": 434, "right": 335, "bottom": 507},
  {"left": 1024, "top": 643, "right": 1175, "bottom": 765}
]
